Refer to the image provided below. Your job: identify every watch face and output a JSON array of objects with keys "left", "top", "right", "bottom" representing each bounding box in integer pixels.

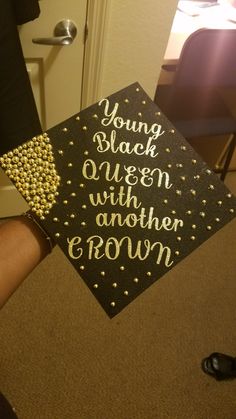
[{"left": 1, "top": 82, "right": 235, "bottom": 317}]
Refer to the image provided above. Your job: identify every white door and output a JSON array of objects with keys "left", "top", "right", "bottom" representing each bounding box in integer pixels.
[
  {"left": 0, "top": 0, "right": 88, "bottom": 217},
  {"left": 19, "top": 0, "right": 88, "bottom": 129}
]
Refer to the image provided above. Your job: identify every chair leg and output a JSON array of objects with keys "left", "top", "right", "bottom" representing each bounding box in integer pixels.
[{"left": 220, "top": 133, "right": 236, "bottom": 181}]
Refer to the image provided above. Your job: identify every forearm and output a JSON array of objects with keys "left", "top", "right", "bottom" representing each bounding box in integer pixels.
[{"left": 0, "top": 216, "right": 51, "bottom": 308}]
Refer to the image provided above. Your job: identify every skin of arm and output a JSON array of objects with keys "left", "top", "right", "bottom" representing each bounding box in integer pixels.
[{"left": 0, "top": 216, "right": 51, "bottom": 308}]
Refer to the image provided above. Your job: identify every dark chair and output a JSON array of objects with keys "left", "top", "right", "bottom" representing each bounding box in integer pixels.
[{"left": 154, "top": 28, "right": 236, "bottom": 181}]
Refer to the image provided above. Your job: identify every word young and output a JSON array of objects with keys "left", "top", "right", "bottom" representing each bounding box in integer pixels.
[{"left": 99, "top": 98, "right": 165, "bottom": 141}]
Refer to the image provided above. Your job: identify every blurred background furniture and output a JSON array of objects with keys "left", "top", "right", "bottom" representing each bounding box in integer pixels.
[{"left": 155, "top": 28, "right": 236, "bottom": 181}]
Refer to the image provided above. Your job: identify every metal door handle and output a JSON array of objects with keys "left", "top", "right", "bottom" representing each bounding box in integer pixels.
[{"left": 32, "top": 19, "right": 77, "bottom": 46}]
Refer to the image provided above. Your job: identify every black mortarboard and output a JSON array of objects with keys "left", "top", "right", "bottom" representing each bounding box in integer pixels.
[{"left": 1, "top": 82, "right": 235, "bottom": 317}]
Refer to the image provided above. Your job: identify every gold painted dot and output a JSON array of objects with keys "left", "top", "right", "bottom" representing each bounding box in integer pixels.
[
  {"left": 93, "top": 284, "right": 98, "bottom": 289},
  {"left": 133, "top": 278, "right": 139, "bottom": 283},
  {"left": 191, "top": 189, "right": 196, "bottom": 196},
  {"left": 124, "top": 99, "right": 129, "bottom": 103},
  {"left": 120, "top": 266, "right": 125, "bottom": 271},
  {"left": 82, "top": 126, "right": 87, "bottom": 131},
  {"left": 163, "top": 199, "right": 168, "bottom": 204},
  {"left": 124, "top": 290, "right": 129, "bottom": 296},
  {"left": 81, "top": 221, "right": 86, "bottom": 227},
  {"left": 64, "top": 221, "right": 69, "bottom": 226},
  {"left": 170, "top": 129, "right": 175, "bottom": 134},
  {"left": 63, "top": 200, "right": 68, "bottom": 204},
  {"left": 175, "top": 250, "right": 180, "bottom": 256},
  {"left": 200, "top": 212, "right": 206, "bottom": 218},
  {"left": 71, "top": 192, "right": 76, "bottom": 197},
  {"left": 70, "top": 214, "right": 76, "bottom": 219},
  {"left": 93, "top": 114, "right": 98, "bottom": 119},
  {"left": 202, "top": 200, "right": 207, "bottom": 205},
  {"left": 191, "top": 236, "right": 196, "bottom": 241},
  {"left": 176, "top": 163, "right": 183, "bottom": 168},
  {"left": 76, "top": 116, "right": 80, "bottom": 121},
  {"left": 177, "top": 236, "right": 181, "bottom": 241},
  {"left": 180, "top": 176, "right": 186, "bottom": 181},
  {"left": 53, "top": 217, "right": 59, "bottom": 222},
  {"left": 167, "top": 164, "right": 172, "bottom": 169},
  {"left": 186, "top": 210, "right": 192, "bottom": 215},
  {"left": 165, "top": 148, "right": 171, "bottom": 153},
  {"left": 215, "top": 217, "right": 220, "bottom": 222},
  {"left": 206, "top": 169, "right": 211, "bottom": 174},
  {"left": 227, "top": 193, "right": 232, "bottom": 198},
  {"left": 84, "top": 151, "right": 89, "bottom": 155},
  {"left": 80, "top": 183, "right": 85, "bottom": 188},
  {"left": 230, "top": 208, "right": 235, "bottom": 213},
  {"left": 208, "top": 185, "right": 214, "bottom": 190},
  {"left": 207, "top": 226, "right": 212, "bottom": 231},
  {"left": 100, "top": 271, "right": 105, "bottom": 276},
  {"left": 194, "top": 175, "right": 200, "bottom": 180},
  {"left": 217, "top": 201, "right": 223, "bottom": 206},
  {"left": 55, "top": 233, "right": 60, "bottom": 238},
  {"left": 58, "top": 150, "right": 64, "bottom": 155},
  {"left": 68, "top": 163, "right": 73, "bottom": 167},
  {"left": 171, "top": 210, "right": 176, "bottom": 214},
  {"left": 67, "top": 180, "right": 72, "bottom": 185},
  {"left": 192, "top": 224, "right": 197, "bottom": 229},
  {"left": 62, "top": 128, "right": 68, "bottom": 132},
  {"left": 176, "top": 190, "right": 182, "bottom": 195},
  {"left": 192, "top": 159, "right": 197, "bottom": 164},
  {"left": 136, "top": 87, "right": 140, "bottom": 92},
  {"left": 112, "top": 283, "right": 118, "bottom": 288},
  {"left": 181, "top": 145, "right": 186, "bottom": 151},
  {"left": 82, "top": 204, "right": 87, "bottom": 209},
  {"left": 142, "top": 100, "right": 146, "bottom": 105},
  {"left": 80, "top": 265, "right": 85, "bottom": 270},
  {"left": 110, "top": 302, "right": 116, "bottom": 307},
  {"left": 155, "top": 111, "right": 161, "bottom": 116},
  {"left": 69, "top": 141, "right": 74, "bottom": 146},
  {"left": 146, "top": 272, "right": 152, "bottom": 277},
  {"left": 138, "top": 112, "right": 142, "bottom": 117}
]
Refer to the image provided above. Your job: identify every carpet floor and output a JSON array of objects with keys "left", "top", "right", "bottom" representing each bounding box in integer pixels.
[{"left": 0, "top": 173, "right": 236, "bottom": 419}]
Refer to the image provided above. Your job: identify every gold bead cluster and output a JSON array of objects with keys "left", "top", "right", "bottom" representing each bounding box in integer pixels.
[{"left": 0, "top": 134, "right": 60, "bottom": 219}]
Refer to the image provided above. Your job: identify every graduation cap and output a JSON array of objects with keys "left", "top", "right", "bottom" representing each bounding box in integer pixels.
[{"left": 1, "top": 82, "right": 236, "bottom": 317}]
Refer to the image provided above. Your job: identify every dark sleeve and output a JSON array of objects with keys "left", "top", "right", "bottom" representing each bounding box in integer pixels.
[
  {"left": 0, "top": 0, "right": 42, "bottom": 155},
  {"left": 11, "top": 0, "right": 40, "bottom": 25}
]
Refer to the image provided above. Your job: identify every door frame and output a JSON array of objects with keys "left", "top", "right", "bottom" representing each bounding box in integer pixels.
[{"left": 81, "top": 0, "right": 110, "bottom": 109}]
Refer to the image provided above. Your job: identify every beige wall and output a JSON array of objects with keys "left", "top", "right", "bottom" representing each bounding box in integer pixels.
[{"left": 100, "top": 0, "right": 178, "bottom": 99}]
